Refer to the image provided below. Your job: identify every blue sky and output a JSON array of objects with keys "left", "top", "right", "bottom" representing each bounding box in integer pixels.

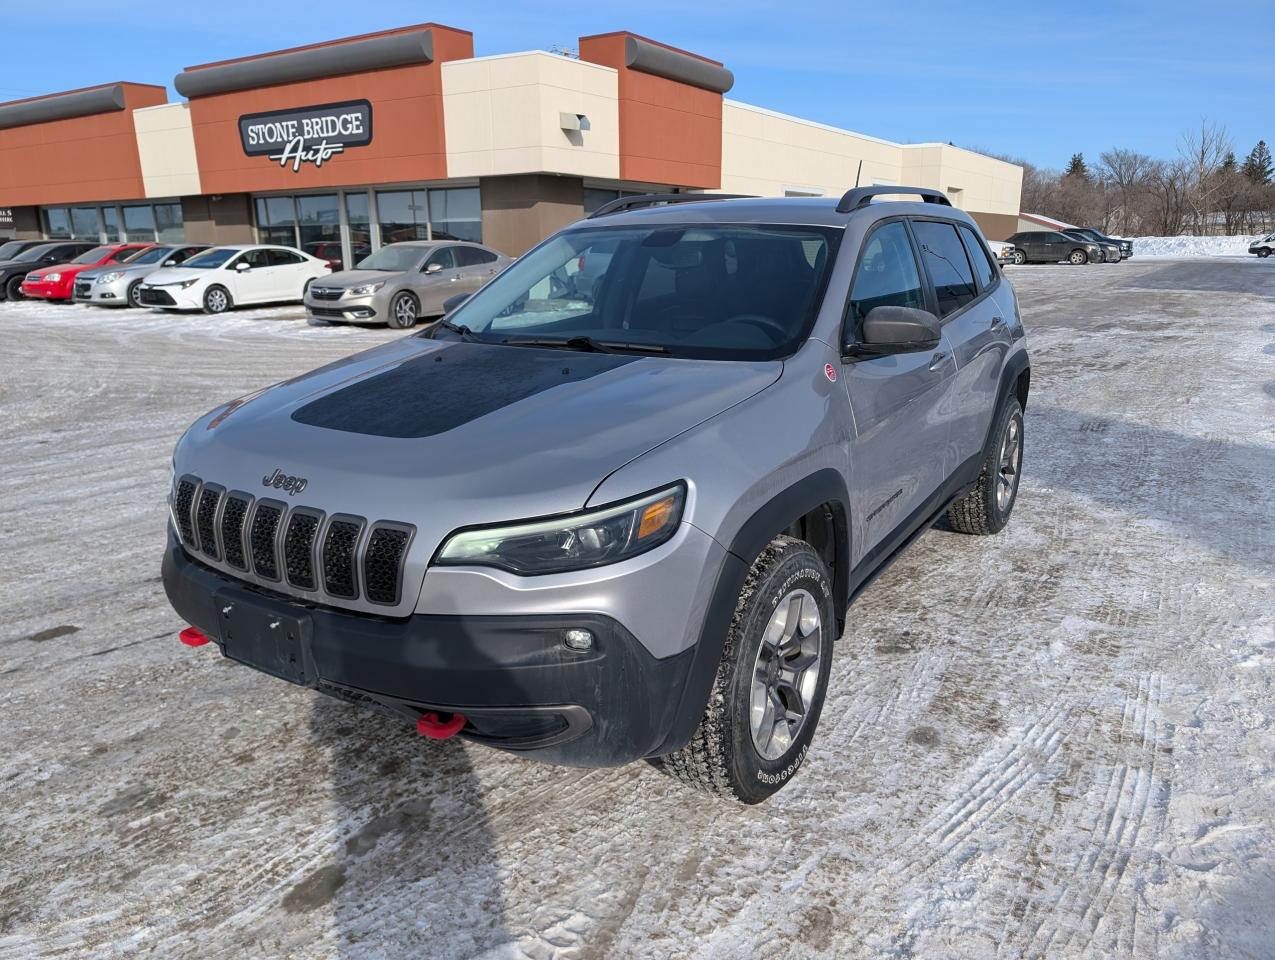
[{"left": 3, "top": 0, "right": 1269, "bottom": 170}]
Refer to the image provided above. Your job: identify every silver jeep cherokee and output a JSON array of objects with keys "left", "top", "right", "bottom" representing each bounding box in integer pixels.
[{"left": 163, "top": 188, "right": 1030, "bottom": 803}]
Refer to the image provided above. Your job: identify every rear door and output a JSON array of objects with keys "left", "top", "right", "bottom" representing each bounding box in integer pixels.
[
  {"left": 453, "top": 245, "right": 501, "bottom": 293},
  {"left": 266, "top": 249, "right": 312, "bottom": 300},
  {"left": 927, "top": 221, "right": 1013, "bottom": 472},
  {"left": 841, "top": 219, "right": 956, "bottom": 561}
]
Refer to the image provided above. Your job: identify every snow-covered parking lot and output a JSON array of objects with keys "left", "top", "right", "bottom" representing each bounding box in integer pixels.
[{"left": 1, "top": 259, "right": 1273, "bottom": 959}]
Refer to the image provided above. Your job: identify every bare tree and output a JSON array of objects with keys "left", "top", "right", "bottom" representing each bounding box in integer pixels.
[
  {"left": 1097, "top": 148, "right": 1155, "bottom": 235},
  {"left": 1144, "top": 159, "right": 1190, "bottom": 236},
  {"left": 1178, "top": 119, "right": 1232, "bottom": 234}
]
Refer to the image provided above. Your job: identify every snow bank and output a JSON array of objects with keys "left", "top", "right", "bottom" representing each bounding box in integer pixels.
[{"left": 1126, "top": 235, "right": 1258, "bottom": 258}]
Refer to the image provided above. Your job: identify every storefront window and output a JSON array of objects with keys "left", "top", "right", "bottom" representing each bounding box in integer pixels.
[
  {"left": 70, "top": 207, "right": 99, "bottom": 240},
  {"left": 155, "top": 203, "right": 184, "bottom": 243},
  {"left": 428, "top": 187, "right": 481, "bottom": 242},
  {"left": 376, "top": 190, "right": 429, "bottom": 244},
  {"left": 346, "top": 193, "right": 372, "bottom": 266},
  {"left": 256, "top": 196, "right": 298, "bottom": 247},
  {"left": 297, "top": 194, "right": 342, "bottom": 269},
  {"left": 123, "top": 205, "right": 156, "bottom": 242},
  {"left": 102, "top": 207, "right": 120, "bottom": 241},
  {"left": 43, "top": 207, "right": 72, "bottom": 238}
]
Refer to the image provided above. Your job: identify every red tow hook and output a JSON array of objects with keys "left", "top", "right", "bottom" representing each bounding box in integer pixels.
[
  {"left": 416, "top": 711, "right": 466, "bottom": 739},
  {"left": 179, "top": 626, "right": 210, "bottom": 647}
]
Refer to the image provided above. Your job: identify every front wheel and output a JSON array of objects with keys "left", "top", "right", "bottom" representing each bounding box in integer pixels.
[
  {"left": 1012, "top": 250, "right": 1027, "bottom": 265},
  {"left": 652, "top": 536, "right": 835, "bottom": 803},
  {"left": 203, "top": 285, "right": 231, "bottom": 314},
  {"left": 948, "top": 397, "right": 1024, "bottom": 535},
  {"left": 127, "top": 279, "right": 144, "bottom": 308},
  {"left": 1259, "top": 248, "right": 1271, "bottom": 258},
  {"left": 1069, "top": 249, "right": 1088, "bottom": 265},
  {"left": 387, "top": 291, "right": 419, "bottom": 329},
  {"left": 5, "top": 275, "right": 24, "bottom": 301}
]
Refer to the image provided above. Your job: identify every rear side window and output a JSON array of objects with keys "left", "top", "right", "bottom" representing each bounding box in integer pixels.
[
  {"left": 958, "top": 225, "right": 998, "bottom": 289},
  {"left": 454, "top": 246, "right": 497, "bottom": 267},
  {"left": 268, "top": 249, "right": 306, "bottom": 266},
  {"left": 912, "top": 221, "right": 977, "bottom": 316},
  {"left": 846, "top": 221, "right": 926, "bottom": 334}
]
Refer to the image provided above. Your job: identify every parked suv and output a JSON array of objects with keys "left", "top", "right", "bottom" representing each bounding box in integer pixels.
[
  {"left": 304, "top": 240, "right": 512, "bottom": 328},
  {"left": 1067, "top": 227, "right": 1133, "bottom": 259},
  {"left": 163, "top": 188, "right": 1030, "bottom": 803},
  {"left": 1006, "top": 230, "right": 1102, "bottom": 265},
  {"left": 1250, "top": 232, "right": 1275, "bottom": 258},
  {"left": 0, "top": 241, "right": 99, "bottom": 301},
  {"left": 1063, "top": 231, "right": 1121, "bottom": 263}
]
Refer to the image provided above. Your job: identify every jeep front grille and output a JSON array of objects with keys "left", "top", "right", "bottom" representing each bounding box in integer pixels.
[{"left": 172, "top": 474, "right": 415, "bottom": 610}]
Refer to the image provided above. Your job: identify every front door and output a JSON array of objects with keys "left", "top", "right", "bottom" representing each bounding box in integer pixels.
[
  {"left": 415, "top": 246, "right": 463, "bottom": 314},
  {"left": 840, "top": 220, "right": 955, "bottom": 564},
  {"left": 227, "top": 249, "right": 276, "bottom": 304}
]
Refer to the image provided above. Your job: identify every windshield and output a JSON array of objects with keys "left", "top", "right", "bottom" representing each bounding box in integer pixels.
[
  {"left": 441, "top": 224, "right": 841, "bottom": 360},
  {"left": 182, "top": 248, "right": 237, "bottom": 269},
  {"left": 16, "top": 244, "right": 55, "bottom": 262},
  {"left": 126, "top": 246, "right": 175, "bottom": 266},
  {"left": 355, "top": 245, "right": 427, "bottom": 272},
  {"left": 73, "top": 246, "right": 113, "bottom": 264},
  {"left": 0, "top": 241, "right": 27, "bottom": 261}
]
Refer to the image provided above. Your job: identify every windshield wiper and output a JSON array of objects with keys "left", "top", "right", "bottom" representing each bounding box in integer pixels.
[
  {"left": 502, "top": 335, "right": 669, "bottom": 355},
  {"left": 433, "top": 319, "right": 482, "bottom": 341}
]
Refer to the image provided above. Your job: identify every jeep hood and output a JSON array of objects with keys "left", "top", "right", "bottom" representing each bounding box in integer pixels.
[{"left": 176, "top": 335, "right": 781, "bottom": 529}]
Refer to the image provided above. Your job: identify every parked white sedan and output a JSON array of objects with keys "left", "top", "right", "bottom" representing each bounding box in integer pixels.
[{"left": 137, "top": 244, "right": 331, "bottom": 313}]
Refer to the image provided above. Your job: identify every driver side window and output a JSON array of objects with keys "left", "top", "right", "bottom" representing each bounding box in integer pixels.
[
  {"left": 845, "top": 222, "right": 925, "bottom": 340},
  {"left": 424, "top": 247, "right": 454, "bottom": 271},
  {"left": 231, "top": 249, "right": 271, "bottom": 270}
]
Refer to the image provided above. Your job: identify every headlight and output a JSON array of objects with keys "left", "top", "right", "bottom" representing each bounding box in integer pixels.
[
  {"left": 349, "top": 281, "right": 385, "bottom": 296},
  {"left": 45, "top": 273, "right": 61, "bottom": 282},
  {"left": 178, "top": 278, "right": 201, "bottom": 289},
  {"left": 100, "top": 272, "right": 123, "bottom": 284},
  {"left": 436, "top": 483, "right": 685, "bottom": 575}
]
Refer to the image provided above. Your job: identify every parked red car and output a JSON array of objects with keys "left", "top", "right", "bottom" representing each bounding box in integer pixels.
[{"left": 20, "top": 243, "right": 150, "bottom": 301}]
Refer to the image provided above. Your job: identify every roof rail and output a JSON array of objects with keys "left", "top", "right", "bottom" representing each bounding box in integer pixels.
[
  {"left": 834, "top": 186, "right": 951, "bottom": 214},
  {"left": 587, "top": 193, "right": 756, "bottom": 219}
]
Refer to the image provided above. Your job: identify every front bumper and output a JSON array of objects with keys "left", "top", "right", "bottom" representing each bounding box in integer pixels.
[
  {"left": 139, "top": 285, "right": 201, "bottom": 310},
  {"left": 162, "top": 536, "right": 699, "bottom": 766},
  {"left": 20, "top": 279, "right": 72, "bottom": 300},
  {"left": 74, "top": 276, "right": 132, "bottom": 306},
  {"left": 305, "top": 290, "right": 381, "bottom": 322}
]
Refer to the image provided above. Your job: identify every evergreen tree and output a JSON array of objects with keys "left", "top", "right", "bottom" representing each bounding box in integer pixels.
[
  {"left": 1220, "top": 151, "right": 1237, "bottom": 174},
  {"left": 1241, "top": 140, "right": 1273, "bottom": 184},
  {"left": 1065, "top": 152, "right": 1090, "bottom": 180}
]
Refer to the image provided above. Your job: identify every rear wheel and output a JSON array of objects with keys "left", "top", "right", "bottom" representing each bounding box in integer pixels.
[
  {"left": 203, "top": 285, "right": 231, "bottom": 314},
  {"left": 1069, "top": 249, "right": 1088, "bottom": 265},
  {"left": 387, "top": 291, "right": 419, "bottom": 329},
  {"left": 1012, "top": 250, "right": 1027, "bottom": 265},
  {"left": 948, "top": 397, "right": 1024, "bottom": 535},
  {"left": 652, "top": 535, "right": 834, "bottom": 803},
  {"left": 5, "top": 275, "right": 24, "bottom": 301}
]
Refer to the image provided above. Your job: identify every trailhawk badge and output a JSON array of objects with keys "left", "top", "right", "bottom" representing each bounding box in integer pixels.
[{"left": 263, "top": 468, "right": 308, "bottom": 496}]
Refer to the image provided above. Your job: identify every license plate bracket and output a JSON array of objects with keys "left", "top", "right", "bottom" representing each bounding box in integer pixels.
[{"left": 215, "top": 590, "right": 313, "bottom": 686}]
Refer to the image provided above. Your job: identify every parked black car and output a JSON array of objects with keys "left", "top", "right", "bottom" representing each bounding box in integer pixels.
[
  {"left": 1063, "top": 231, "right": 1121, "bottom": 263},
  {"left": 0, "top": 241, "right": 98, "bottom": 301},
  {"left": 1067, "top": 227, "right": 1133, "bottom": 259},
  {"left": 1005, "top": 230, "right": 1102, "bottom": 265}
]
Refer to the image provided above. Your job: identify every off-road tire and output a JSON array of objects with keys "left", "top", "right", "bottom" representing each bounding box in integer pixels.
[
  {"left": 1012, "top": 250, "right": 1027, "bottom": 265},
  {"left": 652, "top": 535, "right": 835, "bottom": 804},
  {"left": 948, "top": 396, "right": 1024, "bottom": 535},
  {"left": 5, "top": 275, "right": 24, "bottom": 301},
  {"left": 126, "top": 279, "right": 144, "bottom": 308},
  {"left": 203, "top": 285, "right": 231, "bottom": 314}
]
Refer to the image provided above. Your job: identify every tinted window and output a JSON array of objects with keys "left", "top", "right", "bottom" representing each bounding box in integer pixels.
[
  {"left": 958, "top": 225, "right": 997, "bottom": 289},
  {"left": 442, "top": 224, "right": 840, "bottom": 361},
  {"left": 128, "top": 246, "right": 174, "bottom": 266},
  {"left": 425, "top": 247, "right": 455, "bottom": 270},
  {"left": 232, "top": 249, "right": 272, "bottom": 270},
  {"left": 454, "top": 246, "right": 497, "bottom": 267},
  {"left": 0, "top": 241, "right": 26, "bottom": 260},
  {"left": 846, "top": 221, "right": 926, "bottom": 334},
  {"left": 268, "top": 249, "right": 306, "bottom": 266},
  {"left": 17, "top": 245, "right": 56, "bottom": 262},
  {"left": 912, "top": 221, "right": 978, "bottom": 317}
]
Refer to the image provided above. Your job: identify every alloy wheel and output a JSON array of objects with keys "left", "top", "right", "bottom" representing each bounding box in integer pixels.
[
  {"left": 996, "top": 413, "right": 1022, "bottom": 511},
  {"left": 750, "top": 588, "right": 822, "bottom": 760},
  {"left": 395, "top": 294, "right": 417, "bottom": 326}
]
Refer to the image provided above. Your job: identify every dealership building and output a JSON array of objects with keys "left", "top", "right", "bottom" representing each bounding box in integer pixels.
[{"left": 0, "top": 23, "right": 1023, "bottom": 267}]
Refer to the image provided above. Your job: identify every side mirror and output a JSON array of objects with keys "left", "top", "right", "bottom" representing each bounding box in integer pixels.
[
  {"left": 845, "top": 306, "right": 941, "bottom": 358},
  {"left": 442, "top": 293, "right": 470, "bottom": 314},
  {"left": 235, "top": 261, "right": 250, "bottom": 271},
  {"left": 163, "top": 260, "right": 177, "bottom": 266},
  {"left": 425, "top": 262, "right": 443, "bottom": 274}
]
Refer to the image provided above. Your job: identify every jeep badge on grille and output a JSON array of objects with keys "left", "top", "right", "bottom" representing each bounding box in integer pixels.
[{"left": 262, "top": 467, "right": 308, "bottom": 496}]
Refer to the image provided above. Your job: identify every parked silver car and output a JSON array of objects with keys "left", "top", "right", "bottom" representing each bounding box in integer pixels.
[
  {"left": 163, "top": 188, "right": 1030, "bottom": 803},
  {"left": 304, "top": 240, "right": 512, "bottom": 328},
  {"left": 74, "top": 243, "right": 211, "bottom": 307}
]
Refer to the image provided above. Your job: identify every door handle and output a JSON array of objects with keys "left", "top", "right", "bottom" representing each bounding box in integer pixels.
[
  {"left": 928, "top": 351, "right": 949, "bottom": 371},
  {"left": 449, "top": 275, "right": 460, "bottom": 282}
]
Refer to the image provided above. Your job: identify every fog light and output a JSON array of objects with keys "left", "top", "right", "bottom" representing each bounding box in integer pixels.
[{"left": 563, "top": 628, "right": 594, "bottom": 651}]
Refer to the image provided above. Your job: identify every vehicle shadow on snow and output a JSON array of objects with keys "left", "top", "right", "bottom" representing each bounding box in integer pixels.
[
  {"left": 303, "top": 697, "right": 513, "bottom": 957},
  {"left": 1026, "top": 404, "right": 1274, "bottom": 575}
]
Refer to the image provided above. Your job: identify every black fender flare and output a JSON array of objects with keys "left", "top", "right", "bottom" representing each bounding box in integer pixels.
[
  {"left": 982, "top": 350, "right": 1030, "bottom": 458},
  {"left": 648, "top": 469, "right": 851, "bottom": 757}
]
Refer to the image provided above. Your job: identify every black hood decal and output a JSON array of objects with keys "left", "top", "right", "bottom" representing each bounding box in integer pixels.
[{"left": 290, "top": 342, "right": 639, "bottom": 439}]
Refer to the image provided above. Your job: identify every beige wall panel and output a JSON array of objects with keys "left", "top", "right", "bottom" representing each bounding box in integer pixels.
[{"left": 133, "top": 102, "right": 201, "bottom": 198}]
